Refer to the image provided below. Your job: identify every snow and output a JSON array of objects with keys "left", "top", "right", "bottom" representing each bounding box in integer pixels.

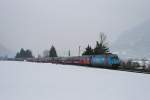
[{"left": 0, "top": 61, "right": 150, "bottom": 100}]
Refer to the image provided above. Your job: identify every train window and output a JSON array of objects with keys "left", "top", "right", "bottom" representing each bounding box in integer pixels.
[{"left": 111, "top": 56, "right": 119, "bottom": 59}]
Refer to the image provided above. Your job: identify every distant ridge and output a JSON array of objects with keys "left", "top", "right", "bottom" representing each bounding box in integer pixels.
[
  {"left": 0, "top": 43, "right": 12, "bottom": 57},
  {"left": 112, "top": 19, "right": 150, "bottom": 58}
]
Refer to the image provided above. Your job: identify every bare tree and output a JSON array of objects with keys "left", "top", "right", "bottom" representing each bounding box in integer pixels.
[
  {"left": 43, "top": 50, "right": 49, "bottom": 58},
  {"left": 93, "top": 32, "right": 109, "bottom": 54},
  {"left": 99, "top": 32, "right": 108, "bottom": 47}
]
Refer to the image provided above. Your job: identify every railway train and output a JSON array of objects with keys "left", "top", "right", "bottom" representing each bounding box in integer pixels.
[{"left": 27, "top": 54, "right": 120, "bottom": 69}]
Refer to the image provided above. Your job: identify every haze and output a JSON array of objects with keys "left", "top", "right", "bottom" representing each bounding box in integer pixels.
[{"left": 0, "top": 0, "right": 150, "bottom": 56}]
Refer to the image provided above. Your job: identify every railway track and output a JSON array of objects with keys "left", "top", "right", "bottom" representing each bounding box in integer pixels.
[
  {"left": 116, "top": 68, "right": 150, "bottom": 74},
  {"left": 12, "top": 58, "right": 150, "bottom": 74},
  {"left": 54, "top": 63, "right": 150, "bottom": 74}
]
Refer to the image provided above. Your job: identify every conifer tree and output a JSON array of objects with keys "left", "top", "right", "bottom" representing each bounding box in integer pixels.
[
  {"left": 20, "top": 48, "right": 26, "bottom": 57},
  {"left": 49, "top": 45, "right": 58, "bottom": 57},
  {"left": 82, "top": 33, "right": 110, "bottom": 55},
  {"left": 82, "top": 45, "right": 94, "bottom": 55},
  {"left": 93, "top": 33, "right": 109, "bottom": 54},
  {"left": 26, "top": 49, "right": 33, "bottom": 58},
  {"left": 15, "top": 52, "right": 20, "bottom": 58},
  {"left": 93, "top": 41, "right": 109, "bottom": 55},
  {"left": 15, "top": 48, "right": 33, "bottom": 58}
]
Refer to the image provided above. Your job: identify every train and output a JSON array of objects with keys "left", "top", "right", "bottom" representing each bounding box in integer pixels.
[{"left": 27, "top": 54, "right": 120, "bottom": 69}]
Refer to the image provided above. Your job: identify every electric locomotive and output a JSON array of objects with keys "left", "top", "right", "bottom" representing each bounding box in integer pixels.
[{"left": 90, "top": 54, "right": 120, "bottom": 68}]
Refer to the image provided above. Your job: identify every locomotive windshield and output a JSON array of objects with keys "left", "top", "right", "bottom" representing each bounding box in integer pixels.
[{"left": 112, "top": 56, "right": 119, "bottom": 60}]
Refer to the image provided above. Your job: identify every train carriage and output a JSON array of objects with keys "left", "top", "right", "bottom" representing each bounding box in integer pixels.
[{"left": 79, "top": 56, "right": 91, "bottom": 66}]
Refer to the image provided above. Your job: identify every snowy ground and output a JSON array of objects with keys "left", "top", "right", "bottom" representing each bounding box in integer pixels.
[{"left": 0, "top": 61, "right": 150, "bottom": 100}]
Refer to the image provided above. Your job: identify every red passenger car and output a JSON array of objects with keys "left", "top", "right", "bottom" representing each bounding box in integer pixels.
[{"left": 79, "top": 56, "right": 91, "bottom": 65}]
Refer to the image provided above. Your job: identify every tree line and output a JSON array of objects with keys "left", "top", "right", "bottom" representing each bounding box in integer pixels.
[
  {"left": 15, "top": 48, "right": 33, "bottom": 58},
  {"left": 82, "top": 33, "right": 109, "bottom": 55},
  {"left": 15, "top": 45, "right": 58, "bottom": 59},
  {"left": 15, "top": 33, "right": 110, "bottom": 59}
]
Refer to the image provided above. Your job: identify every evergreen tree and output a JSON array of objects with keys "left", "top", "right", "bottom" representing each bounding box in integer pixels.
[
  {"left": 93, "top": 41, "right": 109, "bottom": 55},
  {"left": 15, "top": 48, "right": 33, "bottom": 58},
  {"left": 49, "top": 45, "right": 58, "bottom": 57},
  {"left": 26, "top": 49, "right": 33, "bottom": 58},
  {"left": 82, "top": 45, "right": 94, "bottom": 55},
  {"left": 15, "top": 52, "right": 20, "bottom": 58},
  {"left": 93, "top": 33, "right": 109, "bottom": 54},
  {"left": 20, "top": 48, "right": 26, "bottom": 57},
  {"left": 82, "top": 33, "right": 110, "bottom": 55}
]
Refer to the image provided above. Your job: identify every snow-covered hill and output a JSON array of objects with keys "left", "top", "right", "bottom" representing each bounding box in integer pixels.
[
  {"left": 112, "top": 19, "right": 150, "bottom": 58},
  {"left": 0, "top": 61, "right": 150, "bottom": 100}
]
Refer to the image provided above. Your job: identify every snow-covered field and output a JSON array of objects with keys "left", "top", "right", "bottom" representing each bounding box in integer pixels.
[{"left": 0, "top": 61, "right": 150, "bottom": 100}]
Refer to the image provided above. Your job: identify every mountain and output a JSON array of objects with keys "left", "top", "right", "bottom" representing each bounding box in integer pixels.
[
  {"left": 0, "top": 44, "right": 13, "bottom": 57},
  {"left": 112, "top": 19, "right": 150, "bottom": 58}
]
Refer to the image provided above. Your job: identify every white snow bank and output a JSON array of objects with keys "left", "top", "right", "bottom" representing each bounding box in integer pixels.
[{"left": 0, "top": 61, "right": 150, "bottom": 100}]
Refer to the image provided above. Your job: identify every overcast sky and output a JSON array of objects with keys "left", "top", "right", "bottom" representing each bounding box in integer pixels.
[{"left": 0, "top": 0, "right": 150, "bottom": 56}]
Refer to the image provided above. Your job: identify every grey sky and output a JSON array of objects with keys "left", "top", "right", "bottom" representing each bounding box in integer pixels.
[{"left": 0, "top": 0, "right": 150, "bottom": 56}]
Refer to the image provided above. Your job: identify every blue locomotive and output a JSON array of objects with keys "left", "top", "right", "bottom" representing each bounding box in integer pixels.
[{"left": 90, "top": 54, "right": 120, "bottom": 68}]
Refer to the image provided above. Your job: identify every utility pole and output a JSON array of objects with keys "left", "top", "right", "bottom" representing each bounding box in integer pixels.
[
  {"left": 78, "top": 46, "right": 81, "bottom": 56},
  {"left": 68, "top": 50, "right": 70, "bottom": 56},
  {"left": 99, "top": 32, "right": 103, "bottom": 43}
]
